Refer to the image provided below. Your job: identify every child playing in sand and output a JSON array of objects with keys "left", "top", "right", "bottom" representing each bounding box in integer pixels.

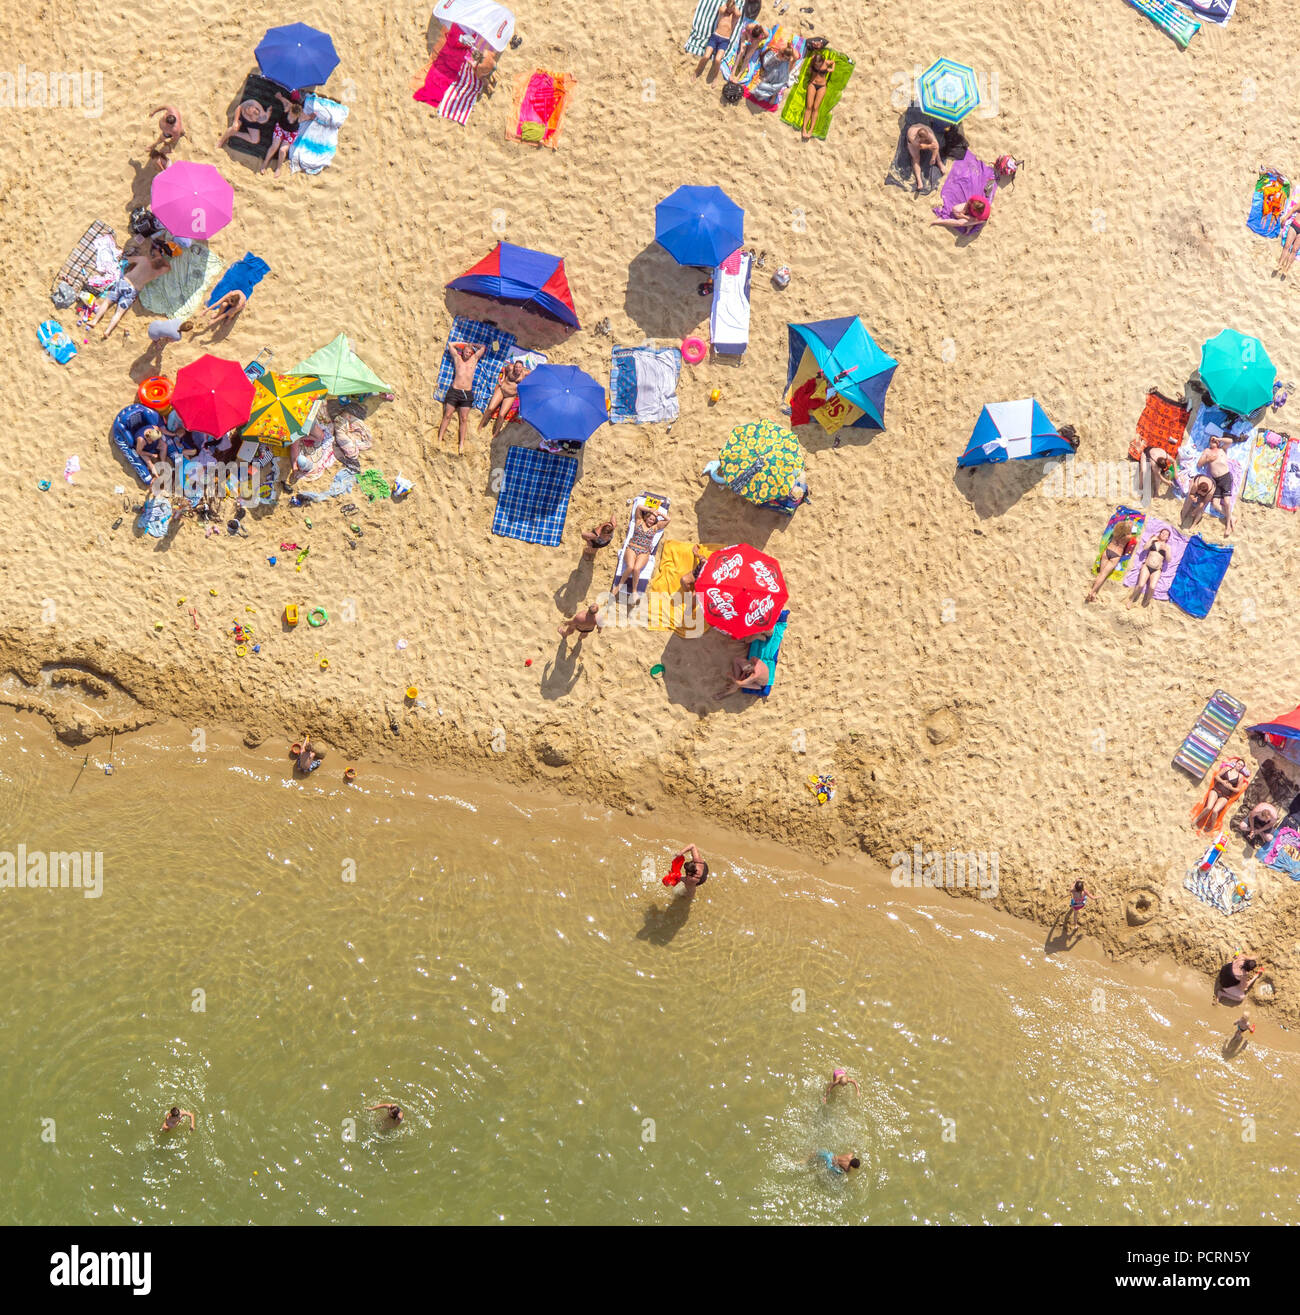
[
  {"left": 261, "top": 90, "right": 316, "bottom": 176},
  {"left": 1126, "top": 527, "right": 1171, "bottom": 608},
  {"left": 581, "top": 514, "right": 617, "bottom": 559},
  {"left": 1238, "top": 801, "right": 1279, "bottom": 848},
  {"left": 1064, "top": 879, "right": 1095, "bottom": 933},
  {"left": 479, "top": 359, "right": 529, "bottom": 437},
  {"left": 437, "top": 342, "right": 487, "bottom": 454},
  {"left": 147, "top": 105, "right": 185, "bottom": 169},
  {"left": 699, "top": 1, "right": 739, "bottom": 78},
  {"left": 218, "top": 98, "right": 271, "bottom": 148}
]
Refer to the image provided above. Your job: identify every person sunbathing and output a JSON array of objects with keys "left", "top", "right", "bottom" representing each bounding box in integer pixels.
[
  {"left": 479, "top": 360, "right": 529, "bottom": 437},
  {"left": 1126, "top": 527, "right": 1171, "bottom": 608},
  {"left": 557, "top": 602, "right": 602, "bottom": 642},
  {"left": 1277, "top": 197, "right": 1300, "bottom": 276},
  {"left": 92, "top": 237, "right": 172, "bottom": 338},
  {"left": 907, "top": 122, "right": 944, "bottom": 190},
  {"left": 1085, "top": 517, "right": 1137, "bottom": 603},
  {"left": 201, "top": 290, "right": 247, "bottom": 331},
  {"left": 261, "top": 91, "right": 316, "bottom": 176},
  {"left": 581, "top": 514, "right": 617, "bottom": 559},
  {"left": 1197, "top": 437, "right": 1237, "bottom": 535},
  {"left": 728, "top": 22, "right": 767, "bottom": 79},
  {"left": 1139, "top": 445, "right": 1175, "bottom": 500},
  {"left": 147, "top": 105, "right": 185, "bottom": 169},
  {"left": 932, "top": 196, "right": 991, "bottom": 231},
  {"left": 612, "top": 504, "right": 669, "bottom": 594},
  {"left": 1237, "top": 802, "right": 1279, "bottom": 848},
  {"left": 801, "top": 46, "right": 835, "bottom": 141},
  {"left": 135, "top": 425, "right": 170, "bottom": 479},
  {"left": 437, "top": 342, "right": 487, "bottom": 454},
  {"left": 1193, "top": 757, "right": 1250, "bottom": 833},
  {"left": 715, "top": 655, "right": 769, "bottom": 699},
  {"left": 1181, "top": 471, "right": 1215, "bottom": 530},
  {"left": 218, "top": 98, "right": 271, "bottom": 148},
  {"left": 698, "top": 0, "right": 740, "bottom": 79}
]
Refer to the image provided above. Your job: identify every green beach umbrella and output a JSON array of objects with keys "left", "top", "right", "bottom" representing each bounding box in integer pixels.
[
  {"left": 292, "top": 333, "right": 391, "bottom": 397},
  {"left": 1199, "top": 329, "right": 1276, "bottom": 416},
  {"left": 717, "top": 420, "right": 806, "bottom": 507},
  {"left": 917, "top": 58, "right": 981, "bottom": 125}
]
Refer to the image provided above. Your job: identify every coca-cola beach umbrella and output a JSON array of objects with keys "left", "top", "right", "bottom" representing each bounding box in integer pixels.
[{"left": 695, "top": 544, "right": 788, "bottom": 639}]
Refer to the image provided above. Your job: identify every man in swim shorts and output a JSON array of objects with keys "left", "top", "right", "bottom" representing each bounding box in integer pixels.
[
  {"left": 1196, "top": 436, "right": 1238, "bottom": 536},
  {"left": 698, "top": 0, "right": 739, "bottom": 78},
  {"left": 93, "top": 236, "right": 173, "bottom": 338},
  {"left": 807, "top": 1150, "right": 861, "bottom": 1176},
  {"left": 437, "top": 341, "right": 487, "bottom": 454}
]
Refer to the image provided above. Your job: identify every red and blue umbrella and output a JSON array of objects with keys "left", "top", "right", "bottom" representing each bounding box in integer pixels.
[
  {"left": 150, "top": 161, "right": 234, "bottom": 240},
  {"left": 446, "top": 242, "right": 579, "bottom": 328},
  {"left": 696, "top": 544, "right": 788, "bottom": 639},
  {"left": 517, "top": 364, "right": 606, "bottom": 443},
  {"left": 655, "top": 185, "right": 744, "bottom": 267},
  {"left": 255, "top": 23, "right": 339, "bottom": 91},
  {"left": 171, "top": 355, "right": 256, "bottom": 435}
]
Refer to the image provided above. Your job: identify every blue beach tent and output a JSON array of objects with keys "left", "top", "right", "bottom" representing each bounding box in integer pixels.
[
  {"left": 446, "top": 242, "right": 580, "bottom": 328},
  {"left": 785, "top": 317, "right": 898, "bottom": 431},
  {"left": 957, "top": 398, "right": 1073, "bottom": 467}
]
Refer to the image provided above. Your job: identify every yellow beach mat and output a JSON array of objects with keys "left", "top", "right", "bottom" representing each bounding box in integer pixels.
[{"left": 649, "top": 541, "right": 723, "bottom": 634}]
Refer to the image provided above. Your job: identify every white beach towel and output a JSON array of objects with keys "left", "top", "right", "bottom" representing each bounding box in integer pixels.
[
  {"left": 289, "top": 95, "right": 349, "bottom": 174},
  {"left": 611, "top": 493, "right": 671, "bottom": 598},
  {"left": 710, "top": 249, "right": 752, "bottom": 355},
  {"left": 87, "top": 232, "right": 122, "bottom": 290}
]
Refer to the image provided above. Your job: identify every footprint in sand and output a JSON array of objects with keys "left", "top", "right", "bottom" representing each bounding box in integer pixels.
[{"left": 922, "top": 707, "right": 962, "bottom": 748}]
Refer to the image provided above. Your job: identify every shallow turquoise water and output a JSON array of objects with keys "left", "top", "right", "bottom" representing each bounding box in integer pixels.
[{"left": 0, "top": 718, "right": 1297, "bottom": 1225}]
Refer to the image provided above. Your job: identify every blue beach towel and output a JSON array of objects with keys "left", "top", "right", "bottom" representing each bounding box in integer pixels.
[
  {"left": 436, "top": 316, "right": 518, "bottom": 413},
  {"left": 742, "top": 609, "right": 789, "bottom": 698},
  {"left": 1169, "top": 534, "right": 1233, "bottom": 619},
  {"left": 492, "top": 445, "right": 578, "bottom": 546},
  {"left": 609, "top": 345, "right": 682, "bottom": 423},
  {"left": 1248, "top": 171, "right": 1290, "bottom": 239},
  {"left": 1125, "top": 0, "right": 1201, "bottom": 46},
  {"left": 38, "top": 319, "right": 77, "bottom": 364},
  {"left": 207, "top": 253, "right": 270, "bottom": 307}
]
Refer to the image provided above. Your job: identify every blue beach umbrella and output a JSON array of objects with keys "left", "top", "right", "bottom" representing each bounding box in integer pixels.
[
  {"left": 918, "top": 58, "right": 980, "bottom": 125},
  {"left": 517, "top": 364, "right": 607, "bottom": 443},
  {"left": 786, "top": 317, "right": 898, "bottom": 431},
  {"left": 957, "top": 399, "right": 1072, "bottom": 467},
  {"left": 255, "top": 23, "right": 340, "bottom": 91},
  {"left": 655, "top": 185, "right": 745, "bottom": 267}
]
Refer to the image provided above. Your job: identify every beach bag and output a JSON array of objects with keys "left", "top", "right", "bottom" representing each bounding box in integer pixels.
[
  {"left": 722, "top": 81, "right": 743, "bottom": 105},
  {"left": 129, "top": 206, "right": 160, "bottom": 237}
]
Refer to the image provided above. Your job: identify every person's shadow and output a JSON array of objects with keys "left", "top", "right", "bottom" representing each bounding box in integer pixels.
[
  {"left": 1221, "top": 1030, "right": 1249, "bottom": 1061},
  {"left": 541, "top": 636, "right": 583, "bottom": 699},
  {"left": 635, "top": 896, "right": 692, "bottom": 946},
  {"left": 553, "top": 556, "right": 593, "bottom": 616},
  {"left": 1043, "top": 906, "right": 1081, "bottom": 954}
]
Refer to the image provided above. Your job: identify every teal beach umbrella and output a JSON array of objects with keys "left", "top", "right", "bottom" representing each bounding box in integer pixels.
[
  {"left": 1199, "top": 329, "right": 1276, "bottom": 416},
  {"left": 917, "top": 58, "right": 980, "bottom": 125}
]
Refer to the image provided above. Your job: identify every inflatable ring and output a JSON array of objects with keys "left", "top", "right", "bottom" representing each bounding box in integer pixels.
[
  {"left": 307, "top": 607, "right": 328, "bottom": 627},
  {"left": 681, "top": 336, "right": 708, "bottom": 365},
  {"left": 138, "top": 376, "right": 173, "bottom": 411},
  {"left": 235, "top": 645, "right": 247, "bottom": 658}
]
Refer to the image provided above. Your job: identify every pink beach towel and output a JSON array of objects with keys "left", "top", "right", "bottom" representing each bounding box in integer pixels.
[
  {"left": 414, "top": 23, "right": 472, "bottom": 107},
  {"left": 1120, "top": 517, "right": 1190, "bottom": 601}
]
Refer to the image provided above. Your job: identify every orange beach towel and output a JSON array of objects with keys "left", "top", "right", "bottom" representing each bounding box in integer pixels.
[
  {"left": 1128, "top": 389, "right": 1190, "bottom": 462},
  {"left": 508, "top": 69, "right": 575, "bottom": 149},
  {"left": 1191, "top": 757, "right": 1251, "bottom": 834}
]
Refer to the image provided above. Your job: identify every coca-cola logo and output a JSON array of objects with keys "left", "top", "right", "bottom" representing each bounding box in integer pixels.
[
  {"left": 712, "top": 552, "right": 744, "bottom": 583},
  {"left": 745, "top": 597, "right": 773, "bottom": 627},
  {"left": 752, "top": 561, "right": 779, "bottom": 593},
  {"left": 706, "top": 588, "right": 737, "bottom": 619}
]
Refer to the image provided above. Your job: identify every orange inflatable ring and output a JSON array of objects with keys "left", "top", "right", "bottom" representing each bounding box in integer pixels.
[
  {"left": 681, "top": 336, "right": 708, "bottom": 365},
  {"left": 138, "top": 376, "right": 173, "bottom": 412}
]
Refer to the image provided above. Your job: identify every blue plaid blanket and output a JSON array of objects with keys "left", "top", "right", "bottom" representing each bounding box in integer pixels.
[
  {"left": 436, "top": 316, "right": 518, "bottom": 413},
  {"left": 492, "top": 445, "right": 578, "bottom": 546}
]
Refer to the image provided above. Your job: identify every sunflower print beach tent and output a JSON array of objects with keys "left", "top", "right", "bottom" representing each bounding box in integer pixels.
[
  {"left": 242, "top": 372, "right": 328, "bottom": 446},
  {"left": 717, "top": 420, "right": 806, "bottom": 508}
]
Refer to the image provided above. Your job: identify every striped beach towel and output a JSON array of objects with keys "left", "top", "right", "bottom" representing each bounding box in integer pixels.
[
  {"left": 492, "top": 445, "right": 578, "bottom": 546},
  {"left": 1183, "top": 866, "right": 1250, "bottom": 915},
  {"left": 1125, "top": 0, "right": 1201, "bottom": 46},
  {"left": 436, "top": 316, "right": 518, "bottom": 412},
  {"left": 1173, "top": 689, "right": 1247, "bottom": 780},
  {"left": 51, "top": 220, "right": 116, "bottom": 303},
  {"left": 1242, "top": 429, "right": 1288, "bottom": 505},
  {"left": 685, "top": 0, "right": 725, "bottom": 56},
  {"left": 440, "top": 61, "right": 483, "bottom": 125}
]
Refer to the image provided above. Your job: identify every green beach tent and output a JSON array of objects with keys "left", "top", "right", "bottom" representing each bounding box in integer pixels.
[{"left": 292, "top": 333, "right": 392, "bottom": 397}]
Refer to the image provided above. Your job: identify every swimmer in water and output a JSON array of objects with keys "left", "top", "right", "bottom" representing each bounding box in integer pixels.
[
  {"left": 823, "top": 1068, "right": 860, "bottom": 1103},
  {"left": 807, "top": 1149, "right": 860, "bottom": 1176},
  {"left": 161, "top": 1106, "right": 195, "bottom": 1132},
  {"left": 368, "top": 1102, "right": 404, "bottom": 1127}
]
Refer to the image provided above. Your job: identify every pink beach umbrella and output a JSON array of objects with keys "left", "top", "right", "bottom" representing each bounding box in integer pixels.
[{"left": 150, "top": 162, "right": 235, "bottom": 240}]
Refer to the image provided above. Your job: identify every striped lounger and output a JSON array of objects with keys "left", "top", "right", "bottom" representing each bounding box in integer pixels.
[{"left": 1172, "top": 690, "right": 1247, "bottom": 780}]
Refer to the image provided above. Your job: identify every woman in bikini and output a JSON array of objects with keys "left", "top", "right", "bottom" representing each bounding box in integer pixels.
[
  {"left": 1193, "top": 757, "right": 1251, "bottom": 834},
  {"left": 1278, "top": 197, "right": 1300, "bottom": 275},
  {"left": 801, "top": 48, "right": 835, "bottom": 141},
  {"left": 218, "top": 98, "right": 271, "bottom": 148},
  {"left": 728, "top": 23, "right": 767, "bottom": 81},
  {"left": 262, "top": 91, "right": 316, "bottom": 176},
  {"left": 581, "top": 513, "right": 617, "bottom": 559},
  {"left": 613, "top": 504, "right": 669, "bottom": 594},
  {"left": 479, "top": 361, "right": 529, "bottom": 437},
  {"left": 822, "top": 1068, "right": 860, "bottom": 1103},
  {"left": 1126, "top": 527, "right": 1171, "bottom": 608},
  {"left": 1085, "top": 518, "right": 1137, "bottom": 603},
  {"left": 557, "top": 602, "right": 602, "bottom": 642}
]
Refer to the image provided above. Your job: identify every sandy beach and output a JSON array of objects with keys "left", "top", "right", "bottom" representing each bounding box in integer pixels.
[{"left": 3, "top": 0, "right": 1300, "bottom": 1020}]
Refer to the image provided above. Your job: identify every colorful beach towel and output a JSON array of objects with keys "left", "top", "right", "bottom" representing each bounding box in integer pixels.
[
  {"left": 1093, "top": 506, "right": 1145, "bottom": 580},
  {"left": 139, "top": 241, "right": 221, "bottom": 318},
  {"left": 1242, "top": 429, "right": 1288, "bottom": 505},
  {"left": 207, "top": 252, "right": 269, "bottom": 307},
  {"left": 779, "top": 50, "right": 853, "bottom": 141},
  {"left": 885, "top": 107, "right": 951, "bottom": 194},
  {"left": 440, "top": 60, "right": 483, "bottom": 124},
  {"left": 1183, "top": 866, "right": 1249, "bottom": 915},
  {"left": 1173, "top": 689, "right": 1246, "bottom": 780},
  {"left": 609, "top": 346, "right": 681, "bottom": 424},
  {"left": 509, "top": 69, "right": 574, "bottom": 147},
  {"left": 290, "top": 94, "right": 348, "bottom": 173},
  {"left": 1168, "top": 534, "right": 1233, "bottom": 618},
  {"left": 1119, "top": 517, "right": 1189, "bottom": 600},
  {"left": 685, "top": 0, "right": 725, "bottom": 57},
  {"left": 1174, "top": 402, "right": 1254, "bottom": 519},
  {"left": 1127, "top": 389, "right": 1190, "bottom": 461},
  {"left": 745, "top": 38, "right": 805, "bottom": 110},
  {"left": 1248, "top": 170, "right": 1291, "bottom": 239},
  {"left": 1125, "top": 0, "right": 1201, "bottom": 46},
  {"left": 1277, "top": 437, "right": 1300, "bottom": 511},
  {"left": 415, "top": 24, "right": 474, "bottom": 108},
  {"left": 933, "top": 152, "right": 997, "bottom": 235},
  {"left": 492, "top": 445, "right": 578, "bottom": 547},
  {"left": 1261, "top": 826, "right": 1300, "bottom": 878},
  {"left": 435, "top": 316, "right": 518, "bottom": 413}
]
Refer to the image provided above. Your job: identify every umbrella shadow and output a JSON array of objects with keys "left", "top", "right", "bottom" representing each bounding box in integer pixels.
[
  {"left": 480, "top": 421, "right": 586, "bottom": 500},
  {"left": 692, "top": 482, "right": 788, "bottom": 551},
  {"left": 793, "top": 418, "right": 883, "bottom": 455},
  {"left": 624, "top": 243, "right": 712, "bottom": 342},
  {"left": 443, "top": 290, "right": 578, "bottom": 352},
  {"left": 656, "top": 631, "right": 757, "bottom": 715},
  {"left": 953, "top": 460, "right": 1055, "bottom": 520}
]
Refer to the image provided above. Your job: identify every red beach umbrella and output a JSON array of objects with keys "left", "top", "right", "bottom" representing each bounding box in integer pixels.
[
  {"left": 171, "top": 355, "right": 256, "bottom": 435},
  {"left": 695, "top": 544, "right": 788, "bottom": 639}
]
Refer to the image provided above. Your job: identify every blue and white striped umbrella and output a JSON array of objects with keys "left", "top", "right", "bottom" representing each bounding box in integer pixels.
[{"left": 918, "top": 58, "right": 980, "bottom": 125}]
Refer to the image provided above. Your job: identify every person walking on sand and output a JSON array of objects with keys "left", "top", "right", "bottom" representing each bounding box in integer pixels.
[
  {"left": 1085, "top": 517, "right": 1137, "bottom": 603},
  {"left": 698, "top": 0, "right": 739, "bottom": 78},
  {"left": 437, "top": 342, "right": 487, "bottom": 454},
  {"left": 1126, "top": 527, "right": 1171, "bottom": 608},
  {"left": 581, "top": 513, "right": 617, "bottom": 559},
  {"left": 148, "top": 105, "right": 185, "bottom": 169},
  {"left": 557, "top": 602, "right": 602, "bottom": 642},
  {"left": 807, "top": 1149, "right": 860, "bottom": 1177},
  {"left": 1226, "top": 1011, "right": 1255, "bottom": 1056},
  {"left": 367, "top": 1102, "right": 404, "bottom": 1127},
  {"left": 907, "top": 122, "right": 944, "bottom": 191},
  {"left": 1064, "top": 879, "right": 1096, "bottom": 933},
  {"left": 1216, "top": 955, "right": 1263, "bottom": 1006},
  {"left": 823, "top": 1068, "right": 860, "bottom": 1103},
  {"left": 161, "top": 1106, "right": 195, "bottom": 1132}
]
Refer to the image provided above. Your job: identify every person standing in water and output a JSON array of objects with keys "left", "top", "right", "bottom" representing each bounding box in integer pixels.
[
  {"left": 161, "top": 1106, "right": 195, "bottom": 1132},
  {"left": 807, "top": 1150, "right": 860, "bottom": 1177},
  {"left": 823, "top": 1068, "right": 860, "bottom": 1103},
  {"left": 1226, "top": 1012, "right": 1255, "bottom": 1056},
  {"left": 367, "top": 1103, "right": 404, "bottom": 1127}
]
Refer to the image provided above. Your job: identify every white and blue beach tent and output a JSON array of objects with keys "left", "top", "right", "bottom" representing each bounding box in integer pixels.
[{"left": 956, "top": 398, "right": 1073, "bottom": 467}]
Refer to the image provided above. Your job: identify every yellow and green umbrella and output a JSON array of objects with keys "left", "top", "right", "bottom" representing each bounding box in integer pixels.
[
  {"left": 242, "top": 372, "right": 327, "bottom": 446},
  {"left": 717, "top": 420, "right": 806, "bottom": 507}
]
